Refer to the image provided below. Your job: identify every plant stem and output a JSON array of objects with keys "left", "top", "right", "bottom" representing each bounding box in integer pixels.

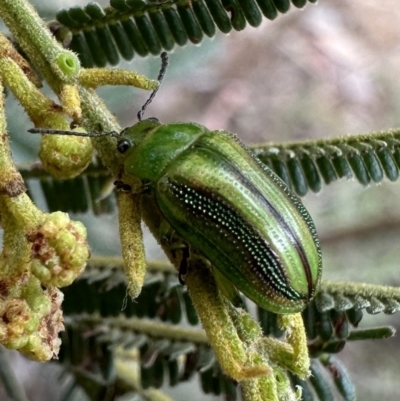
[
  {"left": 321, "top": 281, "right": 400, "bottom": 300},
  {"left": 65, "top": 315, "right": 208, "bottom": 344}
]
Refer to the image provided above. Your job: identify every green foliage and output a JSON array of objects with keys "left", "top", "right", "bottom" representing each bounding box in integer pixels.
[
  {"left": 57, "top": 258, "right": 395, "bottom": 400},
  {"left": 253, "top": 130, "right": 400, "bottom": 196},
  {"left": 53, "top": 0, "right": 318, "bottom": 67}
]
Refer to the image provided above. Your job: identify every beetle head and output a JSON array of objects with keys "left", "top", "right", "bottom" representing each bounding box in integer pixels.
[{"left": 117, "top": 118, "right": 162, "bottom": 155}]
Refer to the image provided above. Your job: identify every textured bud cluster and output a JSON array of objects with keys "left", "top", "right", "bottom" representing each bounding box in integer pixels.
[
  {"left": 0, "top": 277, "right": 64, "bottom": 361},
  {"left": 29, "top": 211, "right": 89, "bottom": 287},
  {"left": 0, "top": 209, "right": 89, "bottom": 360}
]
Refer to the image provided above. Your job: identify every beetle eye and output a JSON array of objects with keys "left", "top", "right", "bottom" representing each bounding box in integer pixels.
[{"left": 117, "top": 138, "right": 131, "bottom": 154}]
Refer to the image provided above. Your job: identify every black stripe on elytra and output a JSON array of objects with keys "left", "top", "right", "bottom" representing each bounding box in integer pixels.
[
  {"left": 240, "top": 137, "right": 318, "bottom": 299},
  {"left": 231, "top": 166, "right": 314, "bottom": 300},
  {"left": 194, "top": 141, "right": 314, "bottom": 299},
  {"left": 167, "top": 179, "right": 302, "bottom": 301}
]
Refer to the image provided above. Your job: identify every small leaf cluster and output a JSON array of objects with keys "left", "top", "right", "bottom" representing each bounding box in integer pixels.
[
  {"left": 57, "top": 258, "right": 396, "bottom": 401},
  {"left": 54, "top": 0, "right": 317, "bottom": 67},
  {"left": 253, "top": 131, "right": 400, "bottom": 196}
]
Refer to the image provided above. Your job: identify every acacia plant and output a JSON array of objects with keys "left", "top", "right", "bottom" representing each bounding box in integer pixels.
[{"left": 0, "top": 0, "right": 398, "bottom": 400}]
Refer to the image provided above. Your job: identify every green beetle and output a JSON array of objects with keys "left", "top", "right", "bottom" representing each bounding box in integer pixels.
[
  {"left": 30, "top": 52, "right": 322, "bottom": 314},
  {"left": 115, "top": 116, "right": 321, "bottom": 314}
]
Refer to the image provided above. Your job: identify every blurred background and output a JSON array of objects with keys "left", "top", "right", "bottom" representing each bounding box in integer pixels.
[{"left": 2, "top": 0, "right": 400, "bottom": 399}]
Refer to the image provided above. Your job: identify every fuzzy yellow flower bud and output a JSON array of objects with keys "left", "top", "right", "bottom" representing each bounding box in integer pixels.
[{"left": 29, "top": 212, "right": 89, "bottom": 287}]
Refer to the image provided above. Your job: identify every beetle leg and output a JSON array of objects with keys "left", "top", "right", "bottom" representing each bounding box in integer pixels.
[
  {"left": 139, "top": 181, "right": 152, "bottom": 194},
  {"left": 114, "top": 179, "right": 132, "bottom": 192},
  {"left": 159, "top": 219, "right": 190, "bottom": 284},
  {"left": 115, "top": 179, "right": 153, "bottom": 194},
  {"left": 159, "top": 219, "right": 176, "bottom": 248},
  {"left": 178, "top": 246, "right": 190, "bottom": 284},
  {"left": 278, "top": 313, "right": 310, "bottom": 379}
]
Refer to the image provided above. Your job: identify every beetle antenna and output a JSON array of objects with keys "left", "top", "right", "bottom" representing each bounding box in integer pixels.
[
  {"left": 28, "top": 128, "right": 121, "bottom": 138},
  {"left": 137, "top": 52, "right": 169, "bottom": 122}
]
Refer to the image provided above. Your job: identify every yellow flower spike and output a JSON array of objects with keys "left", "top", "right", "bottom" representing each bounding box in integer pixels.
[
  {"left": 226, "top": 298, "right": 308, "bottom": 397},
  {"left": 79, "top": 68, "right": 159, "bottom": 91},
  {"left": 241, "top": 360, "right": 278, "bottom": 401},
  {"left": 39, "top": 127, "right": 93, "bottom": 179},
  {"left": 257, "top": 313, "right": 310, "bottom": 380},
  {"left": 241, "top": 379, "right": 276, "bottom": 401},
  {"left": 228, "top": 304, "right": 263, "bottom": 343},
  {"left": 0, "top": 83, "right": 88, "bottom": 286},
  {"left": 185, "top": 261, "right": 270, "bottom": 382},
  {"left": 227, "top": 301, "right": 299, "bottom": 400},
  {"left": 242, "top": 363, "right": 298, "bottom": 401},
  {"left": 273, "top": 366, "right": 300, "bottom": 401},
  {"left": 258, "top": 337, "right": 294, "bottom": 367},
  {"left": 278, "top": 313, "right": 311, "bottom": 380},
  {"left": 117, "top": 191, "right": 146, "bottom": 300},
  {"left": 29, "top": 211, "right": 89, "bottom": 287},
  {"left": 59, "top": 84, "right": 82, "bottom": 120}
]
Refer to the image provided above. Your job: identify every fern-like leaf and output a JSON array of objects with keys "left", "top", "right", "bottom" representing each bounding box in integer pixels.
[
  {"left": 53, "top": 0, "right": 319, "bottom": 67},
  {"left": 56, "top": 257, "right": 396, "bottom": 400},
  {"left": 252, "top": 129, "right": 400, "bottom": 196}
]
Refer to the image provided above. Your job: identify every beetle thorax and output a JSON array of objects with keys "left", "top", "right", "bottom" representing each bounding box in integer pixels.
[{"left": 122, "top": 122, "right": 208, "bottom": 183}]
